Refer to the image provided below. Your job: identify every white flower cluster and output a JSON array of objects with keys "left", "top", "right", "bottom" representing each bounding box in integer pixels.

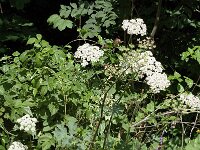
[
  {"left": 16, "top": 114, "right": 37, "bottom": 133},
  {"left": 145, "top": 72, "right": 170, "bottom": 93},
  {"left": 8, "top": 141, "right": 28, "bottom": 150},
  {"left": 74, "top": 43, "right": 104, "bottom": 67},
  {"left": 119, "top": 50, "right": 170, "bottom": 93},
  {"left": 122, "top": 18, "right": 147, "bottom": 36},
  {"left": 179, "top": 93, "right": 200, "bottom": 110}
]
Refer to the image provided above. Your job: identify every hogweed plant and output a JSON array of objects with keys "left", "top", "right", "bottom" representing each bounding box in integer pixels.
[{"left": 0, "top": 15, "right": 200, "bottom": 150}]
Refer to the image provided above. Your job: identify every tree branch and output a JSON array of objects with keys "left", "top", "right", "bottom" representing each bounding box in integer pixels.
[{"left": 150, "top": 0, "right": 162, "bottom": 38}]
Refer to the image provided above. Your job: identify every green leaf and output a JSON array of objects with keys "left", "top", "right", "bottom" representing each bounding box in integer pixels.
[
  {"left": 39, "top": 133, "right": 55, "bottom": 150},
  {"left": 177, "top": 83, "right": 184, "bottom": 93},
  {"left": 41, "top": 86, "right": 48, "bottom": 96},
  {"left": 33, "top": 88, "right": 38, "bottom": 97},
  {"left": 146, "top": 101, "right": 155, "bottom": 112},
  {"left": 0, "top": 145, "right": 6, "bottom": 150},
  {"left": 174, "top": 71, "right": 181, "bottom": 79},
  {"left": 65, "top": 116, "right": 77, "bottom": 135},
  {"left": 41, "top": 40, "right": 49, "bottom": 47},
  {"left": 27, "top": 38, "right": 36, "bottom": 45},
  {"left": 47, "top": 14, "right": 60, "bottom": 24},
  {"left": 0, "top": 85, "right": 5, "bottom": 95},
  {"left": 184, "top": 77, "right": 193, "bottom": 88},
  {"left": 70, "top": 3, "right": 77, "bottom": 9},
  {"left": 36, "top": 34, "right": 42, "bottom": 41},
  {"left": 122, "top": 123, "right": 129, "bottom": 131},
  {"left": 48, "top": 103, "right": 59, "bottom": 116},
  {"left": 12, "top": 51, "right": 20, "bottom": 57}
]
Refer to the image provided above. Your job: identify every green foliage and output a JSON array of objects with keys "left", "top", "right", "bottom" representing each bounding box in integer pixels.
[
  {"left": 184, "top": 135, "right": 200, "bottom": 150},
  {"left": 47, "top": 0, "right": 117, "bottom": 38},
  {"left": 1, "top": 0, "right": 200, "bottom": 149},
  {"left": 181, "top": 46, "right": 200, "bottom": 64}
]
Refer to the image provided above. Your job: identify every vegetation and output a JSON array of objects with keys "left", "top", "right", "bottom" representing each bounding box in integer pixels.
[{"left": 0, "top": 0, "right": 200, "bottom": 149}]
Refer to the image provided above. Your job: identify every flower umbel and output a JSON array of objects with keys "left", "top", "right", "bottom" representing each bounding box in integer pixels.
[
  {"left": 74, "top": 43, "right": 104, "bottom": 67},
  {"left": 8, "top": 141, "right": 28, "bottom": 150},
  {"left": 16, "top": 114, "right": 37, "bottom": 134},
  {"left": 119, "top": 50, "right": 170, "bottom": 93},
  {"left": 179, "top": 93, "right": 200, "bottom": 110},
  {"left": 122, "top": 18, "right": 147, "bottom": 36}
]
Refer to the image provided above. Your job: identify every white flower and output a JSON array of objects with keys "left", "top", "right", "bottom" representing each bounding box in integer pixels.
[
  {"left": 145, "top": 72, "right": 170, "bottom": 93},
  {"left": 179, "top": 93, "right": 200, "bottom": 110},
  {"left": 16, "top": 114, "right": 37, "bottom": 134},
  {"left": 122, "top": 18, "right": 147, "bottom": 36},
  {"left": 8, "top": 141, "right": 28, "bottom": 150},
  {"left": 74, "top": 43, "right": 104, "bottom": 67},
  {"left": 122, "top": 20, "right": 130, "bottom": 30},
  {"left": 119, "top": 50, "right": 170, "bottom": 93}
]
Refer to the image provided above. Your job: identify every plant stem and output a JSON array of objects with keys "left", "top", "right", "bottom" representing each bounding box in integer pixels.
[{"left": 150, "top": 0, "right": 162, "bottom": 38}]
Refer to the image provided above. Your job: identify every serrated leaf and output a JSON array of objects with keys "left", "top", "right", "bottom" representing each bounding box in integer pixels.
[
  {"left": 39, "top": 133, "right": 54, "bottom": 150},
  {"left": 52, "top": 18, "right": 63, "bottom": 29},
  {"left": 65, "top": 20, "right": 73, "bottom": 28},
  {"left": 47, "top": 14, "right": 60, "bottom": 24},
  {"left": 57, "top": 19, "right": 66, "bottom": 31}
]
